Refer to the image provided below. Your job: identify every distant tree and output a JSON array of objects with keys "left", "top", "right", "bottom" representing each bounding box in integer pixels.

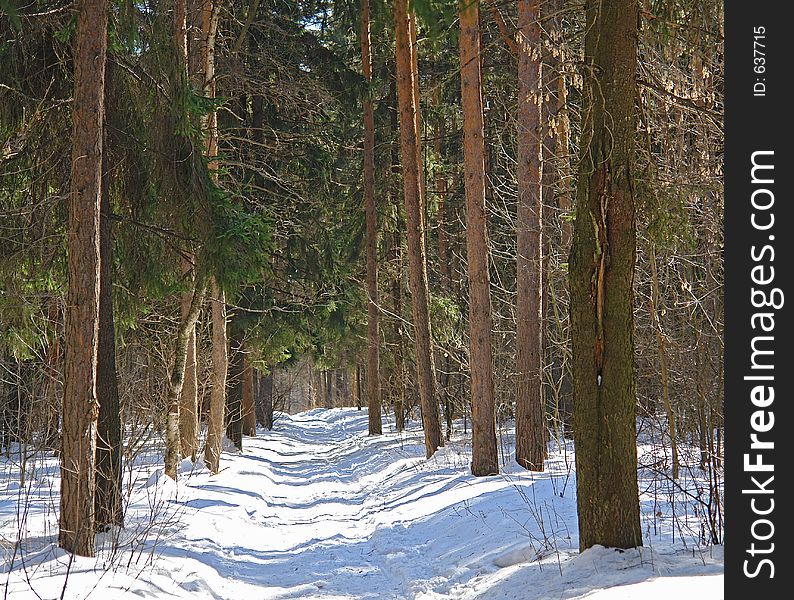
[
  {"left": 225, "top": 325, "right": 245, "bottom": 450},
  {"left": 257, "top": 370, "right": 274, "bottom": 431},
  {"left": 242, "top": 355, "right": 257, "bottom": 436}
]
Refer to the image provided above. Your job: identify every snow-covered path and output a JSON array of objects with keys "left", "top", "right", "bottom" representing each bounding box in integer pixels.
[{"left": 1, "top": 408, "right": 724, "bottom": 599}]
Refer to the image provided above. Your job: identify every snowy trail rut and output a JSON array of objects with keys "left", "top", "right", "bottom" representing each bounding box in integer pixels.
[{"left": 155, "top": 408, "right": 562, "bottom": 599}]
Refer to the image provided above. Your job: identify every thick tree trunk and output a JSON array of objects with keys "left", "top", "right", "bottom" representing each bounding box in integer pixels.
[
  {"left": 459, "top": 0, "right": 498, "bottom": 477},
  {"left": 570, "top": 0, "right": 642, "bottom": 551},
  {"left": 60, "top": 0, "right": 107, "bottom": 557},
  {"left": 361, "top": 0, "right": 382, "bottom": 436},
  {"left": 515, "top": 0, "right": 547, "bottom": 471},
  {"left": 394, "top": 0, "right": 442, "bottom": 457},
  {"left": 241, "top": 355, "right": 257, "bottom": 436},
  {"left": 204, "top": 279, "right": 227, "bottom": 472},
  {"left": 95, "top": 109, "right": 123, "bottom": 531}
]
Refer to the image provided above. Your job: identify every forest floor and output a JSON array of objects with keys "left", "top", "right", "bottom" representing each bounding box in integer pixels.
[{"left": 1, "top": 408, "right": 723, "bottom": 599}]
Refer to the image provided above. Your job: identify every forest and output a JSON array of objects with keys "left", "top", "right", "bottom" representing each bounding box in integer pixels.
[{"left": 1, "top": 0, "right": 723, "bottom": 598}]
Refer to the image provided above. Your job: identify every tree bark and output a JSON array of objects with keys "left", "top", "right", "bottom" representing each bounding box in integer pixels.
[
  {"left": 459, "top": 0, "right": 498, "bottom": 477},
  {"left": 204, "top": 279, "right": 227, "bottom": 472},
  {"left": 60, "top": 0, "right": 107, "bottom": 557},
  {"left": 569, "top": 0, "right": 642, "bottom": 550},
  {"left": 95, "top": 101, "right": 123, "bottom": 530},
  {"left": 361, "top": 0, "right": 382, "bottom": 436},
  {"left": 394, "top": 0, "right": 442, "bottom": 457},
  {"left": 515, "top": 0, "right": 547, "bottom": 471}
]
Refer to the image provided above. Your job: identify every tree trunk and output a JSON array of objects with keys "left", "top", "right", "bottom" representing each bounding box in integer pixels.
[
  {"left": 204, "top": 279, "right": 227, "bottom": 472},
  {"left": 433, "top": 99, "right": 454, "bottom": 441},
  {"left": 394, "top": 0, "right": 442, "bottom": 457},
  {"left": 95, "top": 104, "right": 123, "bottom": 530},
  {"left": 178, "top": 258, "right": 199, "bottom": 461},
  {"left": 241, "top": 355, "right": 257, "bottom": 436},
  {"left": 569, "top": 0, "right": 642, "bottom": 551},
  {"left": 389, "top": 76, "right": 406, "bottom": 434},
  {"left": 258, "top": 370, "right": 274, "bottom": 430},
  {"left": 44, "top": 299, "right": 62, "bottom": 451},
  {"left": 226, "top": 329, "right": 244, "bottom": 450},
  {"left": 178, "top": 0, "right": 214, "bottom": 464},
  {"left": 549, "top": 0, "right": 572, "bottom": 251},
  {"left": 60, "top": 0, "right": 107, "bottom": 557},
  {"left": 459, "top": 0, "right": 498, "bottom": 477},
  {"left": 198, "top": 0, "right": 223, "bottom": 472},
  {"left": 515, "top": 0, "right": 547, "bottom": 471},
  {"left": 354, "top": 365, "right": 362, "bottom": 410},
  {"left": 165, "top": 273, "right": 208, "bottom": 479},
  {"left": 361, "top": 0, "right": 382, "bottom": 435}
]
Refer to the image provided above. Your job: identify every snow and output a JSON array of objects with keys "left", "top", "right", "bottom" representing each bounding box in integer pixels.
[{"left": 1, "top": 408, "right": 723, "bottom": 599}]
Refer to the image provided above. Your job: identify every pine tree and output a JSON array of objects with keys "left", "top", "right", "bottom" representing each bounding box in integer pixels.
[
  {"left": 361, "top": 0, "right": 382, "bottom": 436},
  {"left": 393, "top": 0, "right": 443, "bottom": 457},
  {"left": 95, "top": 79, "right": 123, "bottom": 529},
  {"left": 570, "top": 0, "right": 643, "bottom": 550},
  {"left": 60, "top": 0, "right": 108, "bottom": 557},
  {"left": 458, "top": 0, "right": 498, "bottom": 477},
  {"left": 515, "top": 0, "right": 547, "bottom": 471}
]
